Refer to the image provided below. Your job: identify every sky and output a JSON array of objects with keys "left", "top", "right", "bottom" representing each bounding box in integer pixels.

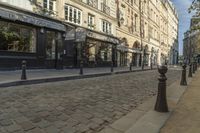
[{"left": 171, "top": 0, "right": 194, "bottom": 55}]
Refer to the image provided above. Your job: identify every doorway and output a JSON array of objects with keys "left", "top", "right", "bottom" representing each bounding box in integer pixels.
[{"left": 45, "top": 30, "right": 63, "bottom": 69}]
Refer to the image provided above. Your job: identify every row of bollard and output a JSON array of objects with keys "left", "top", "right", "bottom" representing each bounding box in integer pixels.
[
  {"left": 155, "top": 61, "right": 199, "bottom": 112},
  {"left": 20, "top": 60, "right": 149, "bottom": 81},
  {"left": 20, "top": 60, "right": 125, "bottom": 80}
]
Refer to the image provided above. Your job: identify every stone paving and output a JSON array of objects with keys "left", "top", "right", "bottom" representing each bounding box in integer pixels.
[{"left": 0, "top": 70, "right": 181, "bottom": 133}]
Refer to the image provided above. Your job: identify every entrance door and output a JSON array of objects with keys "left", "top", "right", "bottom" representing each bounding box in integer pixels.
[{"left": 46, "top": 31, "right": 63, "bottom": 69}]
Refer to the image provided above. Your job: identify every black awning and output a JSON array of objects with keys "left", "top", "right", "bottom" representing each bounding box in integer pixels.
[{"left": 0, "top": 6, "right": 66, "bottom": 31}]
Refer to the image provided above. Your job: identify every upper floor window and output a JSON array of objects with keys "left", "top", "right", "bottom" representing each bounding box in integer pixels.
[
  {"left": 65, "top": 5, "right": 82, "bottom": 25},
  {"left": 43, "top": 0, "right": 53, "bottom": 11},
  {"left": 101, "top": 20, "right": 112, "bottom": 34},
  {"left": 134, "top": 14, "right": 138, "bottom": 32},
  {"left": 88, "top": 14, "right": 95, "bottom": 30}
]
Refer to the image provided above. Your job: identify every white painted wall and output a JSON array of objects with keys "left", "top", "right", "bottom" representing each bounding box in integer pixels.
[{"left": 0, "top": 0, "right": 33, "bottom": 11}]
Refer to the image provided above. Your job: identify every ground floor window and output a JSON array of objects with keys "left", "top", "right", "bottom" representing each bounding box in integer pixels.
[
  {"left": 98, "top": 43, "right": 112, "bottom": 62},
  {"left": 0, "top": 20, "right": 36, "bottom": 53},
  {"left": 84, "top": 40, "right": 112, "bottom": 66}
]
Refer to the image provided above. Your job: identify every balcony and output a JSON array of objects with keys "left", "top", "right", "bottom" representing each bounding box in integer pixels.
[
  {"left": 86, "top": 0, "right": 98, "bottom": 8},
  {"left": 101, "top": 3, "right": 110, "bottom": 15}
]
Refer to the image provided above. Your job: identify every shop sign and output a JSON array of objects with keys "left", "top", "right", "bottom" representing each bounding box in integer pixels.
[
  {"left": 87, "top": 31, "right": 119, "bottom": 44},
  {"left": 75, "top": 27, "right": 87, "bottom": 42},
  {"left": 0, "top": 8, "right": 65, "bottom": 31}
]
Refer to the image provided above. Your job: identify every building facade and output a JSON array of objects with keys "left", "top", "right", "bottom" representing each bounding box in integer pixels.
[
  {"left": 0, "top": 0, "right": 179, "bottom": 69},
  {"left": 167, "top": 0, "right": 179, "bottom": 65},
  {"left": 183, "top": 17, "right": 200, "bottom": 63},
  {"left": 0, "top": 0, "right": 66, "bottom": 69},
  {"left": 57, "top": 0, "right": 119, "bottom": 67}
]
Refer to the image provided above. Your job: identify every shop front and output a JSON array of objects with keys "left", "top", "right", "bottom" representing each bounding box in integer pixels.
[
  {"left": 0, "top": 5, "right": 66, "bottom": 70},
  {"left": 116, "top": 38, "right": 132, "bottom": 67},
  {"left": 81, "top": 28, "right": 119, "bottom": 67},
  {"left": 132, "top": 41, "right": 142, "bottom": 67},
  {"left": 143, "top": 45, "right": 150, "bottom": 66},
  {"left": 63, "top": 27, "right": 119, "bottom": 68}
]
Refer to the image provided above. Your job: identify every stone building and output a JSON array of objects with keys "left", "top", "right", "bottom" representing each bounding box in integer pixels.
[
  {"left": 0, "top": 0, "right": 179, "bottom": 69},
  {"left": 0, "top": 0, "right": 66, "bottom": 69},
  {"left": 167, "top": 0, "right": 179, "bottom": 65},
  {"left": 183, "top": 17, "right": 200, "bottom": 63},
  {"left": 56, "top": 0, "right": 120, "bottom": 67}
]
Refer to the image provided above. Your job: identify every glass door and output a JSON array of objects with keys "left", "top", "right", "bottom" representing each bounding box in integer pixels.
[{"left": 46, "top": 31, "right": 63, "bottom": 69}]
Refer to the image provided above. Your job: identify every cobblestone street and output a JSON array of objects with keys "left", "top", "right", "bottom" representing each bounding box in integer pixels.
[{"left": 0, "top": 70, "right": 181, "bottom": 133}]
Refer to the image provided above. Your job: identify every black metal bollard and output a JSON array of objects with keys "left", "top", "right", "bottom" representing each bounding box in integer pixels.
[
  {"left": 193, "top": 63, "right": 195, "bottom": 74},
  {"left": 195, "top": 62, "right": 198, "bottom": 71},
  {"left": 130, "top": 63, "right": 132, "bottom": 71},
  {"left": 155, "top": 65, "right": 168, "bottom": 112},
  {"left": 150, "top": 62, "right": 153, "bottom": 70},
  {"left": 180, "top": 64, "right": 187, "bottom": 86},
  {"left": 111, "top": 61, "right": 114, "bottom": 73},
  {"left": 80, "top": 60, "right": 83, "bottom": 75},
  {"left": 21, "top": 60, "right": 27, "bottom": 80},
  {"left": 188, "top": 63, "right": 192, "bottom": 77}
]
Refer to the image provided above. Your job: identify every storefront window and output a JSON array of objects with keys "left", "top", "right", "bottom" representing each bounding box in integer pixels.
[
  {"left": 0, "top": 21, "right": 36, "bottom": 53},
  {"left": 88, "top": 44, "right": 96, "bottom": 61},
  {"left": 98, "top": 43, "right": 112, "bottom": 61}
]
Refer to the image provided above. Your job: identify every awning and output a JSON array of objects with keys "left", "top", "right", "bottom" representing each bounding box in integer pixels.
[
  {"left": 132, "top": 49, "right": 142, "bottom": 54},
  {"left": 117, "top": 45, "right": 129, "bottom": 52},
  {"left": 0, "top": 6, "right": 66, "bottom": 31},
  {"left": 87, "top": 30, "right": 119, "bottom": 44}
]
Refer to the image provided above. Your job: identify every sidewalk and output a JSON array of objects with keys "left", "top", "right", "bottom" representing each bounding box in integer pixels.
[
  {"left": 160, "top": 70, "right": 200, "bottom": 133},
  {"left": 0, "top": 66, "right": 154, "bottom": 88},
  {"left": 99, "top": 66, "right": 189, "bottom": 133}
]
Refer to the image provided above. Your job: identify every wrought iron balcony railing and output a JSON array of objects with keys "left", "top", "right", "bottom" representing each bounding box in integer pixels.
[
  {"left": 101, "top": 3, "right": 110, "bottom": 15},
  {"left": 87, "top": 0, "right": 98, "bottom": 8}
]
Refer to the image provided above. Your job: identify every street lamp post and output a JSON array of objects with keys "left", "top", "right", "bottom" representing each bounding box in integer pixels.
[
  {"left": 139, "top": 0, "right": 145, "bottom": 70},
  {"left": 187, "top": 31, "right": 195, "bottom": 76},
  {"left": 150, "top": 50, "right": 153, "bottom": 70},
  {"left": 79, "top": 43, "right": 84, "bottom": 75}
]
